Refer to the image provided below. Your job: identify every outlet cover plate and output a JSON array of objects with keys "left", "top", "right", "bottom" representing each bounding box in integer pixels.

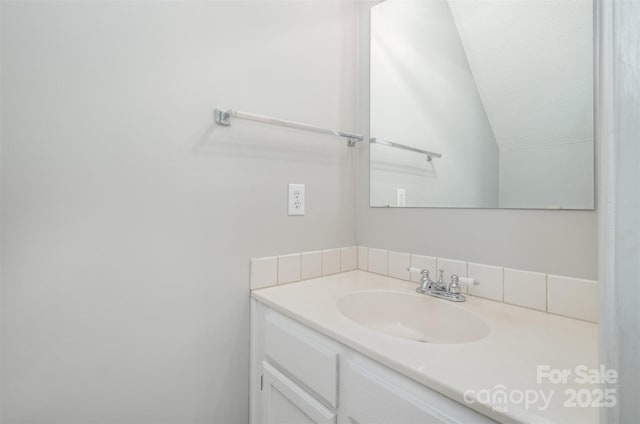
[{"left": 288, "top": 184, "right": 305, "bottom": 216}]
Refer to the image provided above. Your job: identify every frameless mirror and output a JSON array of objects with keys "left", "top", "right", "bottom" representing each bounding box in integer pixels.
[{"left": 370, "top": 0, "right": 594, "bottom": 209}]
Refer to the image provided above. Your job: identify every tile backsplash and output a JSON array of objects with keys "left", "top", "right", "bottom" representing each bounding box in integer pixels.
[
  {"left": 387, "top": 251, "right": 410, "bottom": 280},
  {"left": 367, "top": 248, "right": 388, "bottom": 275},
  {"left": 250, "top": 256, "right": 278, "bottom": 290},
  {"left": 504, "top": 268, "right": 547, "bottom": 311},
  {"left": 321, "top": 248, "right": 341, "bottom": 276},
  {"left": 340, "top": 247, "right": 358, "bottom": 272},
  {"left": 300, "top": 251, "right": 322, "bottom": 280},
  {"left": 250, "top": 247, "right": 358, "bottom": 292},
  {"left": 277, "top": 253, "right": 301, "bottom": 285},
  {"left": 250, "top": 246, "right": 598, "bottom": 323},
  {"left": 467, "top": 262, "right": 503, "bottom": 302},
  {"left": 547, "top": 275, "right": 598, "bottom": 322}
]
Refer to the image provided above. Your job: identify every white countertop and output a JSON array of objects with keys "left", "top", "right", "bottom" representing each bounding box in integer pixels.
[{"left": 251, "top": 270, "right": 599, "bottom": 424}]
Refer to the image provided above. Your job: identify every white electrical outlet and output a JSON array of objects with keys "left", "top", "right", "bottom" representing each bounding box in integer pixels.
[
  {"left": 396, "top": 188, "right": 406, "bottom": 207},
  {"left": 288, "top": 184, "right": 305, "bottom": 215}
]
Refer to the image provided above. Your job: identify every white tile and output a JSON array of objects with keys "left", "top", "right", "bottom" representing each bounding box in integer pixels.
[
  {"left": 504, "top": 268, "right": 546, "bottom": 311},
  {"left": 250, "top": 256, "right": 278, "bottom": 290},
  {"left": 277, "top": 253, "right": 300, "bottom": 285},
  {"left": 340, "top": 246, "right": 357, "bottom": 272},
  {"left": 300, "top": 251, "right": 322, "bottom": 280},
  {"left": 547, "top": 275, "right": 598, "bottom": 322},
  {"left": 387, "top": 251, "right": 410, "bottom": 280},
  {"left": 467, "top": 262, "right": 503, "bottom": 301},
  {"left": 368, "top": 248, "right": 388, "bottom": 275},
  {"left": 322, "top": 248, "right": 341, "bottom": 276},
  {"left": 436, "top": 258, "right": 467, "bottom": 292},
  {"left": 410, "top": 255, "right": 437, "bottom": 284},
  {"left": 357, "top": 246, "right": 368, "bottom": 271}
]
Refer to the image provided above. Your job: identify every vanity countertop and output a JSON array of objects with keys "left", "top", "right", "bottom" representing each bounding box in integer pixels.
[{"left": 251, "top": 270, "right": 599, "bottom": 424}]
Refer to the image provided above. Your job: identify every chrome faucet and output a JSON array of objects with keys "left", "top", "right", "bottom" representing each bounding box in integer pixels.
[
  {"left": 433, "top": 268, "right": 448, "bottom": 292},
  {"left": 407, "top": 267, "right": 479, "bottom": 302},
  {"left": 413, "top": 268, "right": 434, "bottom": 294}
]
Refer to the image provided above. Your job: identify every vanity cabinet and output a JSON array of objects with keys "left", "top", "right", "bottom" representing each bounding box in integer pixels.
[{"left": 250, "top": 299, "right": 495, "bottom": 424}]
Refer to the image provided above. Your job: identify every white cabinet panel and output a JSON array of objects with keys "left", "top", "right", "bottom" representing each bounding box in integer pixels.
[
  {"left": 264, "top": 311, "right": 339, "bottom": 408},
  {"left": 262, "top": 361, "right": 336, "bottom": 424},
  {"left": 346, "top": 358, "right": 495, "bottom": 424}
]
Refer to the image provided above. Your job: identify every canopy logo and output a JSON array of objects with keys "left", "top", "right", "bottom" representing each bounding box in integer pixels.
[{"left": 463, "top": 365, "right": 617, "bottom": 414}]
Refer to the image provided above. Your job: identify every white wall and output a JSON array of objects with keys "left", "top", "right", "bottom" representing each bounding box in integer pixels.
[
  {"left": 0, "top": 1, "right": 358, "bottom": 422},
  {"left": 359, "top": 1, "right": 597, "bottom": 279},
  {"left": 370, "top": 0, "right": 499, "bottom": 208}
]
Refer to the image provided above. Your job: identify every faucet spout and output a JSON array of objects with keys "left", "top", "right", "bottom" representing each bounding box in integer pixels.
[
  {"left": 406, "top": 267, "right": 433, "bottom": 294},
  {"left": 430, "top": 269, "right": 448, "bottom": 292}
]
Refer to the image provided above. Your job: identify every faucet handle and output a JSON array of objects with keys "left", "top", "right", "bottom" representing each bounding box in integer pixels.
[
  {"left": 448, "top": 275, "right": 461, "bottom": 294},
  {"left": 449, "top": 274, "right": 479, "bottom": 293},
  {"left": 458, "top": 276, "right": 479, "bottom": 287},
  {"left": 407, "top": 266, "right": 429, "bottom": 277}
]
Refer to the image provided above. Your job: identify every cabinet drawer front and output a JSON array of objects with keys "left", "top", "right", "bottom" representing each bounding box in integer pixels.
[
  {"left": 262, "top": 362, "right": 336, "bottom": 424},
  {"left": 346, "top": 359, "right": 495, "bottom": 424},
  {"left": 264, "top": 311, "right": 339, "bottom": 408}
]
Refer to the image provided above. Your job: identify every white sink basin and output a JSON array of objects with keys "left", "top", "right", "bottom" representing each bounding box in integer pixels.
[{"left": 337, "top": 291, "right": 490, "bottom": 344}]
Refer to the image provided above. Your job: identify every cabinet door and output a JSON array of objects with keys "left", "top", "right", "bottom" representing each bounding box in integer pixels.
[
  {"left": 261, "top": 361, "right": 336, "bottom": 424},
  {"left": 264, "top": 311, "right": 339, "bottom": 408},
  {"left": 346, "top": 359, "right": 495, "bottom": 424}
]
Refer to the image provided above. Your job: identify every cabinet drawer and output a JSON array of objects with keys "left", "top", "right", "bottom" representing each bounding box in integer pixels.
[
  {"left": 264, "top": 311, "right": 339, "bottom": 408},
  {"left": 346, "top": 358, "right": 495, "bottom": 424}
]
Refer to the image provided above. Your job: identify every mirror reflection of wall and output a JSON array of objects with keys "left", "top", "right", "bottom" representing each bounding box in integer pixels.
[{"left": 370, "top": 0, "right": 594, "bottom": 210}]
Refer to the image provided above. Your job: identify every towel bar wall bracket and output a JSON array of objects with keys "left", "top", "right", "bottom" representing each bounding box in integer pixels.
[
  {"left": 215, "top": 109, "right": 232, "bottom": 126},
  {"left": 214, "top": 108, "right": 362, "bottom": 147}
]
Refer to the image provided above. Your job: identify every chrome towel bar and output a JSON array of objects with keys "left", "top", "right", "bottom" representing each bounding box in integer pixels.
[
  {"left": 215, "top": 108, "right": 363, "bottom": 146},
  {"left": 370, "top": 138, "right": 442, "bottom": 161}
]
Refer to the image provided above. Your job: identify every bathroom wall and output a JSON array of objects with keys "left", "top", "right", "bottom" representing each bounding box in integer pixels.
[
  {"left": 358, "top": 1, "right": 598, "bottom": 280},
  {"left": 0, "top": 1, "right": 358, "bottom": 422},
  {"left": 369, "top": 0, "right": 499, "bottom": 208}
]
